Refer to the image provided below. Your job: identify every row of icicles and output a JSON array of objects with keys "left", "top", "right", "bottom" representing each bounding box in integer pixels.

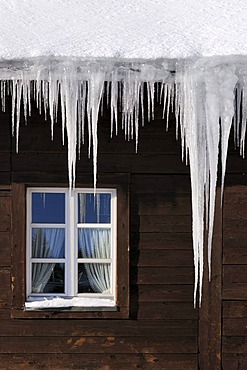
[{"left": 0, "top": 60, "right": 246, "bottom": 305}]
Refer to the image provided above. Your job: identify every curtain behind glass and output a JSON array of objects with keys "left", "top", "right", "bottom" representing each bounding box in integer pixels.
[
  {"left": 78, "top": 229, "right": 111, "bottom": 293},
  {"left": 32, "top": 228, "right": 64, "bottom": 293}
]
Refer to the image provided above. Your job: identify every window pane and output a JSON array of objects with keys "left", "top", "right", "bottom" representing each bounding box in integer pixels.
[
  {"left": 78, "top": 228, "right": 111, "bottom": 259},
  {"left": 78, "top": 263, "right": 111, "bottom": 293},
  {"left": 32, "top": 193, "right": 65, "bottom": 223},
  {"left": 32, "top": 228, "right": 65, "bottom": 258},
  {"left": 78, "top": 193, "right": 111, "bottom": 223},
  {"left": 32, "top": 263, "right": 65, "bottom": 293}
]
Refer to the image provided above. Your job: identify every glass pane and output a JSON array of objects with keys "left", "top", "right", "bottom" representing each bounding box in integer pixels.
[
  {"left": 78, "top": 263, "right": 111, "bottom": 293},
  {"left": 78, "top": 193, "right": 111, "bottom": 223},
  {"left": 78, "top": 228, "right": 111, "bottom": 259},
  {"left": 32, "top": 263, "right": 65, "bottom": 293},
  {"left": 32, "top": 192, "right": 65, "bottom": 223},
  {"left": 32, "top": 228, "right": 65, "bottom": 258}
]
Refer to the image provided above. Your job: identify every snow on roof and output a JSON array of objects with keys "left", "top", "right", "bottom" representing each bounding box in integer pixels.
[{"left": 1, "top": 0, "right": 247, "bottom": 61}]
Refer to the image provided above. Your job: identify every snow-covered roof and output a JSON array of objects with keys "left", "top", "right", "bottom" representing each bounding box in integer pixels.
[{"left": 1, "top": 0, "right": 247, "bottom": 60}]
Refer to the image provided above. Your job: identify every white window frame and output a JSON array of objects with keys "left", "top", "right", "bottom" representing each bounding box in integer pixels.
[{"left": 25, "top": 187, "right": 117, "bottom": 308}]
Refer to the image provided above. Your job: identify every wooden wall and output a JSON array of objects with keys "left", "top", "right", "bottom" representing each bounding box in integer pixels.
[
  {"left": 0, "top": 97, "right": 246, "bottom": 369},
  {"left": 222, "top": 175, "right": 247, "bottom": 369}
]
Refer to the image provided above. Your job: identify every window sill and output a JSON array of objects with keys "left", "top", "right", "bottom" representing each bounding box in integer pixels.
[{"left": 25, "top": 297, "right": 116, "bottom": 311}]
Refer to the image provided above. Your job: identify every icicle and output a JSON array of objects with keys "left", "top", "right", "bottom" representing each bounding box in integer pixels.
[
  {"left": 204, "top": 69, "right": 220, "bottom": 282},
  {"left": 219, "top": 68, "right": 238, "bottom": 202},
  {"left": 240, "top": 81, "right": 247, "bottom": 157},
  {"left": 60, "top": 66, "right": 78, "bottom": 189},
  {"left": 15, "top": 79, "right": 23, "bottom": 152},
  {"left": 1, "top": 81, "right": 6, "bottom": 112},
  {"left": 87, "top": 70, "right": 105, "bottom": 189}
]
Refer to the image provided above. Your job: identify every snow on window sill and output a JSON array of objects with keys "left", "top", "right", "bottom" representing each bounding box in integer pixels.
[{"left": 25, "top": 297, "right": 116, "bottom": 310}]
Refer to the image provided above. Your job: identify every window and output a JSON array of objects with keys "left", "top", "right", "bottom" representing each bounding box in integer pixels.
[
  {"left": 26, "top": 188, "right": 117, "bottom": 310},
  {"left": 11, "top": 177, "right": 129, "bottom": 319}
]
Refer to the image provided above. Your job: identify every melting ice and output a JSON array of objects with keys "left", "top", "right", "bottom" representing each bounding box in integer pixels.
[{"left": 1, "top": 55, "right": 247, "bottom": 305}]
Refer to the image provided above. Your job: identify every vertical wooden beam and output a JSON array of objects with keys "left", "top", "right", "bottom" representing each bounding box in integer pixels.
[
  {"left": 11, "top": 183, "right": 26, "bottom": 311},
  {"left": 199, "top": 188, "right": 222, "bottom": 369}
]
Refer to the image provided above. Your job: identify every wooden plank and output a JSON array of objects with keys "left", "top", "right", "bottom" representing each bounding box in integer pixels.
[
  {"left": 99, "top": 133, "right": 182, "bottom": 155},
  {"left": 0, "top": 196, "right": 10, "bottom": 231},
  {"left": 224, "top": 191, "right": 247, "bottom": 218},
  {"left": 223, "top": 268, "right": 247, "bottom": 298},
  {"left": 132, "top": 284, "right": 194, "bottom": 302},
  {"left": 131, "top": 267, "right": 194, "bottom": 285},
  {"left": 11, "top": 309, "right": 131, "bottom": 320},
  {"left": 223, "top": 265, "right": 247, "bottom": 282},
  {"left": 223, "top": 318, "right": 247, "bottom": 336},
  {"left": 130, "top": 232, "right": 192, "bottom": 250},
  {"left": 136, "top": 302, "right": 197, "bottom": 320},
  {"left": 130, "top": 249, "right": 193, "bottom": 267},
  {"left": 0, "top": 189, "right": 11, "bottom": 194},
  {"left": 11, "top": 171, "right": 69, "bottom": 184},
  {"left": 0, "top": 319, "right": 197, "bottom": 337},
  {"left": 131, "top": 193, "right": 191, "bottom": 215},
  {"left": 0, "top": 112, "right": 11, "bottom": 152},
  {"left": 131, "top": 175, "right": 191, "bottom": 194},
  {"left": 131, "top": 214, "right": 191, "bottom": 233},
  {"left": 0, "top": 353, "right": 198, "bottom": 370},
  {"left": 223, "top": 283, "right": 247, "bottom": 300},
  {"left": 223, "top": 301, "right": 247, "bottom": 318},
  {"left": 11, "top": 171, "right": 129, "bottom": 187},
  {"left": 0, "top": 308, "right": 11, "bottom": 320},
  {"left": 11, "top": 183, "right": 26, "bottom": 310},
  {"left": 12, "top": 152, "right": 189, "bottom": 174},
  {"left": 224, "top": 234, "right": 247, "bottom": 249},
  {"left": 225, "top": 174, "right": 247, "bottom": 187},
  {"left": 198, "top": 189, "right": 222, "bottom": 370},
  {"left": 224, "top": 218, "right": 247, "bottom": 234},
  {"left": 223, "top": 354, "right": 247, "bottom": 370},
  {"left": 0, "top": 172, "right": 11, "bottom": 185},
  {"left": 223, "top": 336, "right": 247, "bottom": 353},
  {"left": 223, "top": 247, "right": 247, "bottom": 264},
  {"left": 0, "top": 268, "right": 11, "bottom": 308},
  {"left": 14, "top": 119, "right": 65, "bottom": 153},
  {"left": 226, "top": 154, "right": 247, "bottom": 174},
  {"left": 12, "top": 152, "right": 68, "bottom": 173},
  {"left": 0, "top": 335, "right": 197, "bottom": 354},
  {"left": 0, "top": 231, "right": 11, "bottom": 266},
  {"left": 0, "top": 153, "right": 10, "bottom": 172}
]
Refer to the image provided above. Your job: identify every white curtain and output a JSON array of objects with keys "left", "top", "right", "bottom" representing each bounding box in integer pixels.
[
  {"left": 32, "top": 228, "right": 64, "bottom": 293},
  {"left": 78, "top": 228, "right": 111, "bottom": 293}
]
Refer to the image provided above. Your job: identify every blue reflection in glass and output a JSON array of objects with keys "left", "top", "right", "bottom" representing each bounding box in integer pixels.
[
  {"left": 32, "top": 193, "right": 65, "bottom": 223},
  {"left": 32, "top": 228, "right": 65, "bottom": 258},
  {"left": 78, "top": 193, "right": 111, "bottom": 223}
]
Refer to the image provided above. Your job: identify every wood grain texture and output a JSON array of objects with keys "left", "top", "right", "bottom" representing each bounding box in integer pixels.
[
  {"left": 0, "top": 268, "right": 11, "bottom": 308},
  {"left": 223, "top": 182, "right": 247, "bottom": 365},
  {"left": 223, "top": 301, "right": 247, "bottom": 318},
  {"left": 223, "top": 354, "right": 247, "bottom": 370},
  {"left": 131, "top": 267, "right": 194, "bottom": 285},
  {"left": 0, "top": 231, "right": 11, "bottom": 266},
  {"left": 0, "top": 319, "right": 197, "bottom": 337},
  {"left": 0, "top": 335, "right": 197, "bottom": 354},
  {"left": 0, "top": 353, "right": 198, "bottom": 370}
]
